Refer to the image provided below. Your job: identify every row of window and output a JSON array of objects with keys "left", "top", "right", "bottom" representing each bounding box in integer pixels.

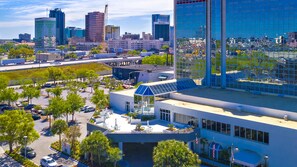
[
  {"left": 202, "top": 119, "right": 231, "bottom": 135},
  {"left": 234, "top": 126, "right": 269, "bottom": 144},
  {"left": 160, "top": 109, "right": 171, "bottom": 122}
]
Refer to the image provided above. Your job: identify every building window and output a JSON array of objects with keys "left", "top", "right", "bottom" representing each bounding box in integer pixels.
[
  {"left": 125, "top": 102, "right": 130, "bottom": 112},
  {"left": 202, "top": 119, "right": 206, "bottom": 129},
  {"left": 234, "top": 126, "right": 269, "bottom": 145},
  {"left": 202, "top": 118, "right": 230, "bottom": 135},
  {"left": 160, "top": 109, "right": 170, "bottom": 122}
]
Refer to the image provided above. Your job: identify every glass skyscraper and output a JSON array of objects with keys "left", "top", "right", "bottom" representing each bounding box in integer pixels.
[
  {"left": 152, "top": 14, "right": 170, "bottom": 41},
  {"left": 175, "top": 0, "right": 297, "bottom": 96},
  {"left": 49, "top": 8, "right": 66, "bottom": 45},
  {"left": 35, "top": 17, "right": 56, "bottom": 51}
]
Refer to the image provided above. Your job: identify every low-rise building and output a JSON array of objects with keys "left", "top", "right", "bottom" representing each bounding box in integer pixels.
[
  {"left": 112, "top": 65, "right": 174, "bottom": 84},
  {"left": 36, "top": 53, "right": 62, "bottom": 62}
]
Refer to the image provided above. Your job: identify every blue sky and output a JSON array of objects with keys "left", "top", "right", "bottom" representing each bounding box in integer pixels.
[{"left": 0, "top": 0, "right": 173, "bottom": 39}]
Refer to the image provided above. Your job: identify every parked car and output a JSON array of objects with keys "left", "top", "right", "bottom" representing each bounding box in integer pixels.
[
  {"left": 85, "top": 106, "right": 95, "bottom": 113},
  {"left": 1, "top": 106, "right": 15, "bottom": 112},
  {"left": 32, "top": 114, "right": 41, "bottom": 120},
  {"left": 16, "top": 102, "right": 24, "bottom": 108},
  {"left": 20, "top": 147, "right": 36, "bottom": 159},
  {"left": 40, "top": 156, "right": 57, "bottom": 167},
  {"left": 0, "top": 104, "right": 9, "bottom": 111},
  {"left": 42, "top": 83, "right": 53, "bottom": 88},
  {"left": 24, "top": 104, "right": 35, "bottom": 110}
]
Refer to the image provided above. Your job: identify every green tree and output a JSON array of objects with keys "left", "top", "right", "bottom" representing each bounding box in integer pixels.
[
  {"left": 51, "top": 86, "right": 63, "bottom": 97},
  {"left": 80, "top": 131, "right": 110, "bottom": 167},
  {"left": 0, "top": 88, "right": 19, "bottom": 105},
  {"left": 0, "top": 110, "right": 39, "bottom": 153},
  {"left": 91, "top": 45, "right": 103, "bottom": 54},
  {"left": 107, "top": 147, "right": 122, "bottom": 167},
  {"left": 30, "top": 71, "right": 49, "bottom": 87},
  {"left": 48, "top": 97, "right": 66, "bottom": 120},
  {"left": 48, "top": 67, "right": 63, "bottom": 84},
  {"left": 0, "top": 75, "right": 9, "bottom": 90},
  {"left": 21, "top": 86, "right": 40, "bottom": 104},
  {"left": 86, "top": 70, "right": 99, "bottom": 93},
  {"left": 51, "top": 120, "right": 68, "bottom": 149},
  {"left": 153, "top": 140, "right": 201, "bottom": 167},
  {"left": 76, "top": 68, "right": 88, "bottom": 82},
  {"left": 64, "top": 126, "right": 81, "bottom": 153},
  {"left": 45, "top": 88, "right": 52, "bottom": 98},
  {"left": 66, "top": 93, "right": 85, "bottom": 122},
  {"left": 134, "top": 81, "right": 143, "bottom": 88},
  {"left": 127, "top": 50, "right": 140, "bottom": 56},
  {"left": 91, "top": 89, "right": 109, "bottom": 110}
]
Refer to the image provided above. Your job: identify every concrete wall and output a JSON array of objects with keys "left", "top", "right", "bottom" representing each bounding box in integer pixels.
[
  {"left": 154, "top": 100, "right": 297, "bottom": 167},
  {"left": 110, "top": 92, "right": 134, "bottom": 114}
]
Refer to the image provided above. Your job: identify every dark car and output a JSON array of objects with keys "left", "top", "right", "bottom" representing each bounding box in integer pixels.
[
  {"left": 42, "top": 83, "right": 52, "bottom": 88},
  {"left": 24, "top": 104, "right": 35, "bottom": 110},
  {"left": 0, "top": 104, "right": 9, "bottom": 110},
  {"left": 20, "top": 147, "right": 36, "bottom": 159},
  {"left": 1, "top": 106, "right": 15, "bottom": 112},
  {"left": 32, "top": 114, "right": 41, "bottom": 120}
]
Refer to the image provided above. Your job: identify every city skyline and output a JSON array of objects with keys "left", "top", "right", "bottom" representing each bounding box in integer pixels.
[{"left": 0, "top": 0, "right": 173, "bottom": 39}]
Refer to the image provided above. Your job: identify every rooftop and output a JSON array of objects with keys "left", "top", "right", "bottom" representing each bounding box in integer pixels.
[
  {"left": 160, "top": 98, "right": 297, "bottom": 130},
  {"left": 113, "top": 64, "right": 173, "bottom": 72},
  {"left": 176, "top": 87, "right": 297, "bottom": 113}
]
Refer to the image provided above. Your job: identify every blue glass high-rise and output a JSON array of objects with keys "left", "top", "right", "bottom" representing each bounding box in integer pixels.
[
  {"left": 175, "top": 0, "right": 297, "bottom": 96},
  {"left": 49, "top": 8, "right": 66, "bottom": 45}
]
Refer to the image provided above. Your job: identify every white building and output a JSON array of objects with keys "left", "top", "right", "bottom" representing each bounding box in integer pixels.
[
  {"left": 108, "top": 39, "right": 169, "bottom": 51},
  {"left": 105, "top": 79, "right": 297, "bottom": 167}
]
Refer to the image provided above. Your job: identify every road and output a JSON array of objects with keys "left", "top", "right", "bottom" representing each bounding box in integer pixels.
[{"left": 0, "top": 56, "right": 142, "bottom": 72}]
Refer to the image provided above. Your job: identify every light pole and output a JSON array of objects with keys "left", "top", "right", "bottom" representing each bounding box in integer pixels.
[
  {"left": 24, "top": 136, "right": 28, "bottom": 159},
  {"left": 264, "top": 155, "right": 269, "bottom": 167},
  {"left": 230, "top": 144, "right": 238, "bottom": 167}
]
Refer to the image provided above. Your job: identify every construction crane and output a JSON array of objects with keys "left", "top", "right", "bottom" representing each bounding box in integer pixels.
[{"left": 104, "top": 3, "right": 109, "bottom": 42}]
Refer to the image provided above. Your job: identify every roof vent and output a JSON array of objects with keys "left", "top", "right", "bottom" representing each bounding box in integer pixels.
[{"left": 284, "top": 115, "right": 288, "bottom": 121}]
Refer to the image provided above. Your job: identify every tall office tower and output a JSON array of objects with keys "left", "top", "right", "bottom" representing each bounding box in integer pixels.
[
  {"left": 35, "top": 17, "right": 56, "bottom": 51},
  {"left": 105, "top": 25, "right": 120, "bottom": 40},
  {"left": 85, "top": 12, "right": 105, "bottom": 42},
  {"left": 175, "top": 0, "right": 297, "bottom": 96},
  {"left": 19, "top": 33, "right": 31, "bottom": 42},
  {"left": 49, "top": 8, "right": 65, "bottom": 45},
  {"left": 152, "top": 14, "right": 170, "bottom": 41}
]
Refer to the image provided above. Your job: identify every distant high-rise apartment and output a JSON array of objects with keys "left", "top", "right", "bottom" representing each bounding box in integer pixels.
[
  {"left": 122, "top": 32, "right": 140, "bottom": 40},
  {"left": 49, "top": 8, "right": 65, "bottom": 45},
  {"left": 152, "top": 14, "right": 170, "bottom": 41},
  {"left": 175, "top": 0, "right": 297, "bottom": 96},
  {"left": 85, "top": 12, "right": 105, "bottom": 42},
  {"left": 142, "top": 32, "right": 152, "bottom": 40},
  {"left": 19, "top": 33, "right": 31, "bottom": 42},
  {"left": 35, "top": 17, "right": 56, "bottom": 51},
  {"left": 65, "top": 27, "right": 85, "bottom": 39},
  {"left": 105, "top": 25, "right": 120, "bottom": 40}
]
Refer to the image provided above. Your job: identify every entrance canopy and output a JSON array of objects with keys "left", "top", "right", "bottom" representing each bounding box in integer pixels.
[
  {"left": 233, "top": 149, "right": 262, "bottom": 167},
  {"left": 135, "top": 79, "right": 197, "bottom": 96}
]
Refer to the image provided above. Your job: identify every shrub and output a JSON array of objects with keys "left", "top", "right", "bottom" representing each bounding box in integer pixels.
[
  {"left": 141, "top": 115, "right": 156, "bottom": 121},
  {"left": 127, "top": 112, "right": 138, "bottom": 119},
  {"left": 6, "top": 149, "right": 39, "bottom": 167}
]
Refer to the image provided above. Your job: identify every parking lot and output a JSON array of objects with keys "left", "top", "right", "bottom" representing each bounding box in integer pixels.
[{"left": 1, "top": 85, "right": 108, "bottom": 167}]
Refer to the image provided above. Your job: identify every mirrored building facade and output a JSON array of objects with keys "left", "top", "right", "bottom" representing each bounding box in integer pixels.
[{"left": 175, "top": 0, "right": 297, "bottom": 96}]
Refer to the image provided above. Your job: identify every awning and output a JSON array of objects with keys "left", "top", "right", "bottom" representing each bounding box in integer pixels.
[
  {"left": 233, "top": 150, "right": 262, "bottom": 167},
  {"left": 134, "top": 79, "right": 197, "bottom": 96}
]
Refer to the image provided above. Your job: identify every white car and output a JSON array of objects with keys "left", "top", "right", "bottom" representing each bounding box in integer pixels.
[{"left": 40, "top": 156, "right": 57, "bottom": 167}]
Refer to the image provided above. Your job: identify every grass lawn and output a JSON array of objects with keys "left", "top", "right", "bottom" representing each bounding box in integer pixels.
[{"left": 0, "top": 63, "right": 111, "bottom": 82}]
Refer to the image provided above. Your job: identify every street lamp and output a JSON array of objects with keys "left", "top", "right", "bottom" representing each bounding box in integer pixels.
[
  {"left": 264, "top": 155, "right": 269, "bottom": 167},
  {"left": 24, "top": 136, "right": 28, "bottom": 159},
  {"left": 230, "top": 144, "right": 239, "bottom": 167}
]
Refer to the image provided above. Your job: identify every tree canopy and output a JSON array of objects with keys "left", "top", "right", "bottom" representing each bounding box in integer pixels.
[
  {"left": 80, "top": 131, "right": 121, "bottom": 167},
  {"left": 51, "top": 120, "right": 68, "bottom": 149},
  {"left": 153, "top": 140, "right": 201, "bottom": 167},
  {"left": 91, "top": 89, "right": 109, "bottom": 110},
  {"left": 0, "top": 110, "right": 39, "bottom": 153}
]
